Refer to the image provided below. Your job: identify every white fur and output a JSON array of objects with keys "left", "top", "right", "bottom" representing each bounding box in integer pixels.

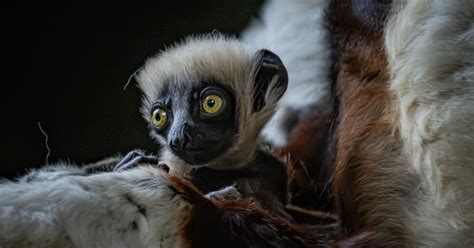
[
  {"left": 18, "top": 164, "right": 86, "bottom": 183},
  {"left": 0, "top": 165, "right": 189, "bottom": 248},
  {"left": 386, "top": 0, "right": 474, "bottom": 246},
  {"left": 242, "top": 0, "right": 331, "bottom": 146}
]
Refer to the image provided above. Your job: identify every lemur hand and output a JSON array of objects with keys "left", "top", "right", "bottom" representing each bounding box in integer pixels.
[
  {"left": 114, "top": 150, "right": 160, "bottom": 172},
  {"left": 205, "top": 185, "right": 242, "bottom": 201}
]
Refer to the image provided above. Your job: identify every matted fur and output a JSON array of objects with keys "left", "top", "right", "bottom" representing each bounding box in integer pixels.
[
  {"left": 242, "top": 0, "right": 331, "bottom": 147},
  {"left": 386, "top": 0, "right": 474, "bottom": 246},
  {"left": 0, "top": 166, "right": 190, "bottom": 248},
  {"left": 137, "top": 35, "right": 283, "bottom": 170}
]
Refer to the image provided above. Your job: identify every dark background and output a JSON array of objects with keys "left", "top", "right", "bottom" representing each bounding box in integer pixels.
[{"left": 1, "top": 1, "right": 264, "bottom": 179}]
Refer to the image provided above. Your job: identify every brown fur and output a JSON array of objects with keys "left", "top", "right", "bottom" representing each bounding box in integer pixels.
[
  {"left": 274, "top": 107, "right": 334, "bottom": 212},
  {"left": 285, "top": 205, "right": 336, "bottom": 226},
  {"left": 265, "top": 2, "right": 422, "bottom": 245},
  {"left": 171, "top": 175, "right": 319, "bottom": 247},
  {"left": 170, "top": 175, "right": 384, "bottom": 248},
  {"left": 327, "top": 1, "right": 419, "bottom": 245}
]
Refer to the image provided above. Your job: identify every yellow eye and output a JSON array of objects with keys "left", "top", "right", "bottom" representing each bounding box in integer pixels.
[
  {"left": 151, "top": 108, "right": 168, "bottom": 128},
  {"left": 202, "top": 94, "right": 223, "bottom": 115}
]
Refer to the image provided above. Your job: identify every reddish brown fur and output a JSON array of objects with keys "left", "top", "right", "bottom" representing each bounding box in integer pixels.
[
  {"left": 171, "top": 175, "right": 319, "bottom": 247},
  {"left": 285, "top": 204, "right": 337, "bottom": 226},
  {"left": 169, "top": 176, "right": 385, "bottom": 247},
  {"left": 275, "top": 107, "right": 334, "bottom": 212},
  {"left": 270, "top": 2, "right": 418, "bottom": 245},
  {"left": 327, "top": 1, "right": 418, "bottom": 245}
]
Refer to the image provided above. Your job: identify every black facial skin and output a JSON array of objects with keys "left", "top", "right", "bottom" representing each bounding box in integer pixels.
[{"left": 150, "top": 83, "right": 237, "bottom": 165}]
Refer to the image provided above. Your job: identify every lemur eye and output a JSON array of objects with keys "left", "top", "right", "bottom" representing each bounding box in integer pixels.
[
  {"left": 151, "top": 108, "right": 168, "bottom": 128},
  {"left": 202, "top": 94, "right": 224, "bottom": 115}
]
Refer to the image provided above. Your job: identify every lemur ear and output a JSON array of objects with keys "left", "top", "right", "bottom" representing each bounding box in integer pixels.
[{"left": 253, "top": 49, "right": 288, "bottom": 112}]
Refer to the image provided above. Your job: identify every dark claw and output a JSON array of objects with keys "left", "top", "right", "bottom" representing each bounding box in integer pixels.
[
  {"left": 157, "top": 163, "right": 170, "bottom": 173},
  {"left": 114, "top": 150, "right": 158, "bottom": 172}
]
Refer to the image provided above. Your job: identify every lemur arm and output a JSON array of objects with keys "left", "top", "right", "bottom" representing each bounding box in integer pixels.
[
  {"left": 236, "top": 150, "right": 291, "bottom": 219},
  {"left": 174, "top": 150, "right": 291, "bottom": 219},
  {"left": 18, "top": 150, "right": 160, "bottom": 183}
]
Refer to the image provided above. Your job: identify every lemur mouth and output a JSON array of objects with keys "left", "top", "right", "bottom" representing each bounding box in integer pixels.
[
  {"left": 185, "top": 147, "right": 206, "bottom": 153},
  {"left": 182, "top": 148, "right": 209, "bottom": 159},
  {"left": 195, "top": 133, "right": 222, "bottom": 144},
  {"left": 169, "top": 138, "right": 228, "bottom": 166},
  {"left": 175, "top": 148, "right": 217, "bottom": 166}
]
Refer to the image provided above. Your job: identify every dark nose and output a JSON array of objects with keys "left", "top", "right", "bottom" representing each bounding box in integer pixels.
[
  {"left": 169, "top": 136, "right": 188, "bottom": 153},
  {"left": 169, "top": 124, "right": 192, "bottom": 153}
]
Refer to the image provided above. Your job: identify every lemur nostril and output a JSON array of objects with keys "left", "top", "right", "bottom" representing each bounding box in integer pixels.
[
  {"left": 169, "top": 140, "right": 180, "bottom": 153},
  {"left": 170, "top": 136, "right": 189, "bottom": 153},
  {"left": 182, "top": 123, "right": 192, "bottom": 141}
]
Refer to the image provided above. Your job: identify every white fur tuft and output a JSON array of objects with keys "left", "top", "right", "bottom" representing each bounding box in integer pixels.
[
  {"left": 386, "top": 0, "right": 474, "bottom": 246},
  {"left": 0, "top": 165, "right": 189, "bottom": 248}
]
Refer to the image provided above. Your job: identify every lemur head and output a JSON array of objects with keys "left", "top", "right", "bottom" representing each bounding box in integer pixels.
[{"left": 137, "top": 35, "right": 287, "bottom": 170}]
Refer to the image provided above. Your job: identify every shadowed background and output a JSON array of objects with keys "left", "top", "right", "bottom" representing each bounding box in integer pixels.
[{"left": 1, "top": 1, "right": 264, "bottom": 178}]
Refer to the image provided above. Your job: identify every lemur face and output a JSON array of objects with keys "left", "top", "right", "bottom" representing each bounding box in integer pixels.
[
  {"left": 138, "top": 36, "right": 288, "bottom": 168},
  {"left": 148, "top": 82, "right": 237, "bottom": 165}
]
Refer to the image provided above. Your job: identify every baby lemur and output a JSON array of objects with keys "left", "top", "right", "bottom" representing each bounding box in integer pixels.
[{"left": 115, "top": 35, "right": 290, "bottom": 218}]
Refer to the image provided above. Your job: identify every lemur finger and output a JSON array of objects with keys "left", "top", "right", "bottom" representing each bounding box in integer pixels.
[
  {"left": 114, "top": 150, "right": 144, "bottom": 171},
  {"left": 115, "top": 155, "right": 159, "bottom": 172},
  {"left": 205, "top": 185, "right": 242, "bottom": 201},
  {"left": 124, "top": 150, "right": 146, "bottom": 161}
]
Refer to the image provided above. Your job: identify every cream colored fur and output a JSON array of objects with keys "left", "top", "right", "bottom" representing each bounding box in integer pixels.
[
  {"left": 137, "top": 35, "right": 282, "bottom": 170},
  {"left": 0, "top": 165, "right": 189, "bottom": 248},
  {"left": 242, "top": 0, "right": 331, "bottom": 147},
  {"left": 386, "top": 0, "right": 474, "bottom": 246}
]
